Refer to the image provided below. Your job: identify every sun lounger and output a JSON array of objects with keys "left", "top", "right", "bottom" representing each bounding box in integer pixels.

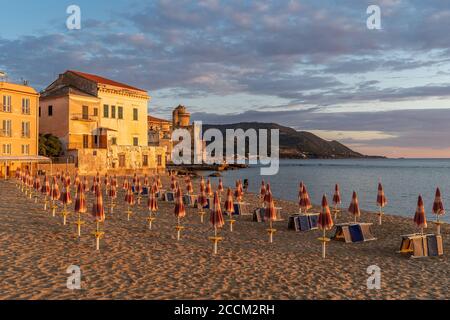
[
  {"left": 399, "top": 234, "right": 443, "bottom": 258},
  {"left": 234, "top": 202, "right": 251, "bottom": 216},
  {"left": 165, "top": 191, "right": 175, "bottom": 202},
  {"left": 288, "top": 213, "right": 319, "bottom": 231},
  {"left": 332, "top": 223, "right": 376, "bottom": 243},
  {"left": 141, "top": 187, "right": 149, "bottom": 196}
]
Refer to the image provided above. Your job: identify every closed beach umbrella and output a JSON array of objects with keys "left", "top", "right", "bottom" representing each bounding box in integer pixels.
[
  {"left": 74, "top": 183, "right": 87, "bottom": 236},
  {"left": 224, "top": 188, "right": 234, "bottom": 215},
  {"left": 218, "top": 178, "right": 224, "bottom": 193},
  {"left": 265, "top": 190, "right": 277, "bottom": 243},
  {"left": 92, "top": 186, "right": 105, "bottom": 250},
  {"left": 92, "top": 186, "right": 105, "bottom": 223},
  {"left": 50, "top": 177, "right": 60, "bottom": 217},
  {"left": 124, "top": 183, "right": 135, "bottom": 221},
  {"left": 122, "top": 177, "right": 129, "bottom": 191},
  {"left": 318, "top": 194, "right": 334, "bottom": 258},
  {"left": 332, "top": 184, "right": 341, "bottom": 219},
  {"left": 210, "top": 191, "right": 224, "bottom": 254},
  {"left": 136, "top": 178, "right": 143, "bottom": 204},
  {"left": 206, "top": 179, "right": 213, "bottom": 197},
  {"left": 186, "top": 180, "right": 193, "bottom": 194},
  {"left": 144, "top": 174, "right": 149, "bottom": 187},
  {"left": 65, "top": 173, "right": 71, "bottom": 187},
  {"left": 414, "top": 195, "right": 427, "bottom": 235},
  {"left": 170, "top": 176, "right": 177, "bottom": 192},
  {"left": 83, "top": 176, "right": 89, "bottom": 192},
  {"left": 91, "top": 177, "right": 98, "bottom": 194},
  {"left": 41, "top": 176, "right": 51, "bottom": 210},
  {"left": 60, "top": 182, "right": 72, "bottom": 224},
  {"left": 197, "top": 190, "right": 209, "bottom": 223},
  {"left": 299, "top": 184, "right": 312, "bottom": 214},
  {"left": 432, "top": 187, "right": 445, "bottom": 234},
  {"left": 348, "top": 191, "right": 360, "bottom": 223},
  {"left": 200, "top": 177, "right": 206, "bottom": 193},
  {"left": 33, "top": 175, "right": 41, "bottom": 203},
  {"left": 174, "top": 188, "right": 186, "bottom": 240},
  {"left": 235, "top": 180, "right": 243, "bottom": 202},
  {"left": 210, "top": 191, "right": 224, "bottom": 229},
  {"left": 109, "top": 184, "right": 117, "bottom": 214},
  {"left": 157, "top": 176, "right": 163, "bottom": 190},
  {"left": 147, "top": 185, "right": 158, "bottom": 230},
  {"left": 376, "top": 183, "right": 388, "bottom": 225},
  {"left": 298, "top": 181, "right": 304, "bottom": 201},
  {"left": 74, "top": 174, "right": 80, "bottom": 188},
  {"left": 260, "top": 180, "right": 266, "bottom": 204}
]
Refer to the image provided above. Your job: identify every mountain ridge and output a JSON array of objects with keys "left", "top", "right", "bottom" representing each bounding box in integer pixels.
[{"left": 203, "top": 122, "right": 384, "bottom": 159}]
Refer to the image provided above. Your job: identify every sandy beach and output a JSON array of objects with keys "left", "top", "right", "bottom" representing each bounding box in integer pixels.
[{"left": 0, "top": 176, "right": 448, "bottom": 300}]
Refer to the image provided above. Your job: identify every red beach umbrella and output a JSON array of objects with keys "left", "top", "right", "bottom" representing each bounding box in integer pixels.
[
  {"left": 92, "top": 186, "right": 105, "bottom": 223},
  {"left": 376, "top": 183, "right": 388, "bottom": 225},
  {"left": 50, "top": 177, "right": 60, "bottom": 217},
  {"left": 265, "top": 190, "right": 277, "bottom": 243},
  {"left": 432, "top": 187, "right": 445, "bottom": 234},
  {"left": 218, "top": 178, "right": 224, "bottom": 193},
  {"left": 174, "top": 188, "right": 186, "bottom": 240},
  {"left": 200, "top": 177, "right": 206, "bottom": 193},
  {"left": 210, "top": 191, "right": 224, "bottom": 230},
  {"left": 235, "top": 180, "right": 243, "bottom": 202},
  {"left": 170, "top": 176, "right": 177, "bottom": 192},
  {"left": 148, "top": 189, "right": 158, "bottom": 213},
  {"left": 92, "top": 185, "right": 105, "bottom": 250},
  {"left": 41, "top": 176, "right": 50, "bottom": 195},
  {"left": 186, "top": 180, "right": 194, "bottom": 194},
  {"left": 299, "top": 185, "right": 312, "bottom": 214},
  {"left": 224, "top": 188, "right": 234, "bottom": 215},
  {"left": 144, "top": 174, "right": 149, "bottom": 187},
  {"left": 82, "top": 176, "right": 89, "bottom": 192},
  {"left": 74, "top": 183, "right": 87, "bottom": 236},
  {"left": 298, "top": 181, "right": 304, "bottom": 201},
  {"left": 348, "top": 191, "right": 360, "bottom": 223},
  {"left": 318, "top": 194, "right": 334, "bottom": 258},
  {"left": 414, "top": 195, "right": 427, "bottom": 235},
  {"left": 206, "top": 179, "right": 213, "bottom": 197},
  {"left": 332, "top": 184, "right": 342, "bottom": 219},
  {"left": 260, "top": 180, "right": 266, "bottom": 204}
]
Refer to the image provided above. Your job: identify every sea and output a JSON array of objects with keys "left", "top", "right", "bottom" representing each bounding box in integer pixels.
[{"left": 203, "top": 158, "right": 450, "bottom": 223}]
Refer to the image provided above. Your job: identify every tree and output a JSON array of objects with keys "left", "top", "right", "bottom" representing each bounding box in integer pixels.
[{"left": 39, "top": 133, "right": 63, "bottom": 157}]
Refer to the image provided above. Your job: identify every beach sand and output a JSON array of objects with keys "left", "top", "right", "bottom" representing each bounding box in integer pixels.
[{"left": 0, "top": 176, "right": 448, "bottom": 300}]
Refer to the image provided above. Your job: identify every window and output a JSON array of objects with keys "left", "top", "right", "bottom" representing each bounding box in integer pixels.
[
  {"left": 103, "top": 104, "right": 109, "bottom": 118},
  {"left": 22, "top": 98, "right": 30, "bottom": 114},
  {"left": 133, "top": 137, "right": 139, "bottom": 146},
  {"left": 21, "top": 121, "right": 30, "bottom": 138},
  {"left": 48, "top": 105, "right": 53, "bottom": 116},
  {"left": 2, "top": 144, "right": 12, "bottom": 155},
  {"left": 119, "top": 154, "right": 126, "bottom": 168},
  {"left": 143, "top": 155, "right": 148, "bottom": 167},
  {"left": 21, "top": 144, "right": 30, "bottom": 155},
  {"left": 133, "top": 108, "right": 138, "bottom": 121},
  {"left": 83, "top": 135, "right": 89, "bottom": 148},
  {"left": 39, "top": 107, "right": 41, "bottom": 117},
  {"left": 82, "top": 105, "right": 89, "bottom": 120},
  {"left": 94, "top": 135, "right": 98, "bottom": 146},
  {"left": 2, "top": 120, "right": 12, "bottom": 137},
  {"left": 2, "top": 96, "right": 11, "bottom": 112},
  {"left": 118, "top": 106, "right": 123, "bottom": 119},
  {"left": 111, "top": 137, "right": 117, "bottom": 145},
  {"left": 157, "top": 155, "right": 162, "bottom": 166},
  {"left": 111, "top": 105, "right": 116, "bottom": 119},
  {"left": 93, "top": 108, "right": 98, "bottom": 116}
]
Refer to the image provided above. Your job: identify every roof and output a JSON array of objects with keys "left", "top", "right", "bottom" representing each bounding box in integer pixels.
[
  {"left": 0, "top": 81, "right": 38, "bottom": 95},
  {"left": 67, "top": 70, "right": 147, "bottom": 93},
  {"left": 148, "top": 115, "right": 171, "bottom": 123}
]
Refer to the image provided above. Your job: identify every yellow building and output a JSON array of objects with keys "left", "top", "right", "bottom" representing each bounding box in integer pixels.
[
  {"left": 39, "top": 70, "right": 166, "bottom": 174},
  {"left": 0, "top": 80, "right": 40, "bottom": 178}
]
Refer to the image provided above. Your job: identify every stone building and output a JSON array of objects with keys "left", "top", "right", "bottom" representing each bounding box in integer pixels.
[
  {"left": 148, "top": 115, "right": 173, "bottom": 162},
  {"left": 39, "top": 70, "right": 166, "bottom": 174}
]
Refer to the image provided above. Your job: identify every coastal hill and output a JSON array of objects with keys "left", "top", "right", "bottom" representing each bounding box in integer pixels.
[{"left": 203, "top": 122, "right": 380, "bottom": 159}]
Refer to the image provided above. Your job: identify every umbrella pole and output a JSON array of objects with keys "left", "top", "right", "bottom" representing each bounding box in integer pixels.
[
  {"left": 322, "top": 229, "right": 326, "bottom": 259},
  {"left": 44, "top": 196, "right": 47, "bottom": 210},
  {"left": 63, "top": 205, "right": 67, "bottom": 225},
  {"left": 378, "top": 207, "right": 383, "bottom": 225},
  {"left": 77, "top": 213, "right": 81, "bottom": 237},
  {"left": 96, "top": 221, "right": 100, "bottom": 250},
  {"left": 269, "top": 220, "right": 273, "bottom": 243},
  {"left": 177, "top": 216, "right": 181, "bottom": 241},
  {"left": 214, "top": 226, "right": 218, "bottom": 254},
  {"left": 52, "top": 200, "right": 56, "bottom": 217},
  {"left": 436, "top": 214, "right": 441, "bottom": 235}
]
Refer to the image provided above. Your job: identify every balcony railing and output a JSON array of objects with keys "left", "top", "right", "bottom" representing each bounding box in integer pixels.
[
  {"left": 71, "top": 113, "right": 98, "bottom": 122},
  {"left": 0, "top": 104, "right": 12, "bottom": 113}
]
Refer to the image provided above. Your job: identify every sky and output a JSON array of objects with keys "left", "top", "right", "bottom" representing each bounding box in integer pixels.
[{"left": 1, "top": 0, "right": 450, "bottom": 157}]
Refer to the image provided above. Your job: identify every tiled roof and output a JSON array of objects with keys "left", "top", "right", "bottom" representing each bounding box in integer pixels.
[
  {"left": 67, "top": 70, "right": 147, "bottom": 93},
  {"left": 148, "top": 115, "right": 171, "bottom": 123}
]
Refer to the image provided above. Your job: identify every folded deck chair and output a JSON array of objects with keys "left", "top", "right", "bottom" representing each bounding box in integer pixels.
[
  {"left": 308, "top": 214, "right": 319, "bottom": 230},
  {"left": 360, "top": 223, "right": 376, "bottom": 241},
  {"left": 348, "top": 224, "right": 364, "bottom": 242},
  {"left": 165, "top": 191, "right": 175, "bottom": 202},
  {"left": 298, "top": 215, "right": 310, "bottom": 231},
  {"left": 427, "top": 235, "right": 439, "bottom": 257},
  {"left": 332, "top": 224, "right": 353, "bottom": 243},
  {"left": 288, "top": 214, "right": 299, "bottom": 230}
]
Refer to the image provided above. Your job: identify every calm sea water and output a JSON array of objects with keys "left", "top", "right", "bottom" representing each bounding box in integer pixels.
[{"left": 203, "top": 159, "right": 450, "bottom": 223}]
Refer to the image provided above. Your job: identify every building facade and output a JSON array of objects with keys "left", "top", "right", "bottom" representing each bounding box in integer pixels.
[
  {"left": 0, "top": 80, "right": 39, "bottom": 177},
  {"left": 148, "top": 115, "right": 173, "bottom": 162},
  {"left": 39, "top": 70, "right": 166, "bottom": 174}
]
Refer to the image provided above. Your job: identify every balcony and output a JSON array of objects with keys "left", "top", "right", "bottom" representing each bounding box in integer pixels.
[
  {"left": 71, "top": 113, "right": 98, "bottom": 122},
  {"left": 0, "top": 104, "right": 12, "bottom": 113}
]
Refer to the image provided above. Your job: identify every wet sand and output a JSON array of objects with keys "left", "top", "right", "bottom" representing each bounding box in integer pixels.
[{"left": 0, "top": 177, "right": 448, "bottom": 300}]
